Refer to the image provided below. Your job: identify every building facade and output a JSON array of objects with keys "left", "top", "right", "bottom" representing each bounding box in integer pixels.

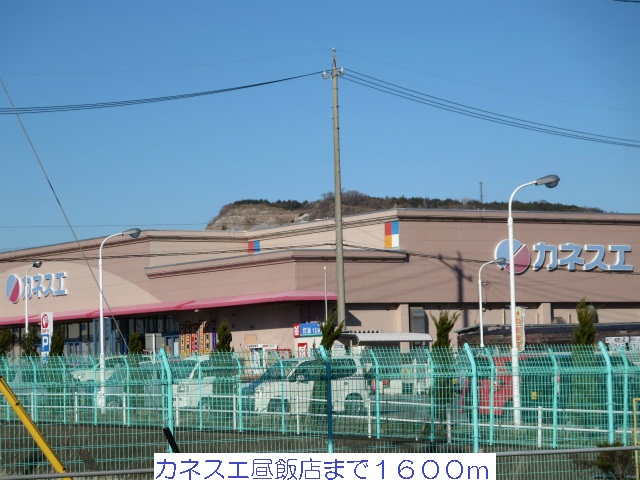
[{"left": 1, "top": 209, "right": 638, "bottom": 360}]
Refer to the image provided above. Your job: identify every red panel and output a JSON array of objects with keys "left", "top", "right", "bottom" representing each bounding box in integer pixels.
[
  {"left": 180, "top": 290, "right": 337, "bottom": 311},
  {"left": 0, "top": 292, "right": 335, "bottom": 326}
]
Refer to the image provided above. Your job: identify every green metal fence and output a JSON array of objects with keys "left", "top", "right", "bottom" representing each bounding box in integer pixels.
[{"left": 2, "top": 342, "right": 640, "bottom": 479}]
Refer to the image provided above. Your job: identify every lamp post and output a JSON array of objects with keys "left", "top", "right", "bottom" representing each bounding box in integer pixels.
[
  {"left": 24, "top": 260, "right": 43, "bottom": 334},
  {"left": 98, "top": 228, "right": 140, "bottom": 409},
  {"left": 508, "top": 174, "right": 559, "bottom": 426},
  {"left": 478, "top": 257, "right": 505, "bottom": 348}
]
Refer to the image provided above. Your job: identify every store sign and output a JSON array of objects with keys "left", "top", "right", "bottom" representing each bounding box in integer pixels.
[
  {"left": 495, "top": 240, "right": 633, "bottom": 274},
  {"left": 5, "top": 272, "right": 68, "bottom": 304},
  {"left": 40, "top": 311, "right": 53, "bottom": 364},
  {"left": 628, "top": 337, "right": 640, "bottom": 351},
  {"left": 179, "top": 320, "right": 213, "bottom": 357},
  {"left": 605, "top": 336, "right": 629, "bottom": 345},
  {"left": 293, "top": 322, "right": 322, "bottom": 338},
  {"left": 515, "top": 307, "right": 525, "bottom": 352}
]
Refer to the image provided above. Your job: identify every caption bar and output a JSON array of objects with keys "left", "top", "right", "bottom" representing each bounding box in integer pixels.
[{"left": 154, "top": 452, "right": 496, "bottom": 480}]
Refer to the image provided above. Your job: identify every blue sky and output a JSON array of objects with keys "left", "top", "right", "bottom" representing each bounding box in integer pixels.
[{"left": 1, "top": 1, "right": 639, "bottom": 252}]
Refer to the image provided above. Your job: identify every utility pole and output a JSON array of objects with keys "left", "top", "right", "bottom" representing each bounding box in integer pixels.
[{"left": 323, "top": 49, "right": 346, "bottom": 329}]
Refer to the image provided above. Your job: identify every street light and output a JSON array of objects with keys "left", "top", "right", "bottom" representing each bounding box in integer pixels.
[
  {"left": 508, "top": 174, "right": 559, "bottom": 425},
  {"left": 24, "top": 260, "right": 43, "bottom": 334},
  {"left": 478, "top": 257, "right": 505, "bottom": 348},
  {"left": 98, "top": 228, "right": 140, "bottom": 409}
]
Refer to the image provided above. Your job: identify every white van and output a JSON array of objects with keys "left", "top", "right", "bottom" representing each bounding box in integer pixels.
[
  {"left": 171, "top": 355, "right": 237, "bottom": 411},
  {"left": 252, "top": 356, "right": 370, "bottom": 415}
]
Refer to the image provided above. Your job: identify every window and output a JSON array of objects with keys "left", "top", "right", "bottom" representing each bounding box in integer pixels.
[
  {"left": 331, "top": 358, "right": 357, "bottom": 379},
  {"left": 410, "top": 306, "right": 426, "bottom": 333},
  {"left": 68, "top": 323, "right": 80, "bottom": 339}
]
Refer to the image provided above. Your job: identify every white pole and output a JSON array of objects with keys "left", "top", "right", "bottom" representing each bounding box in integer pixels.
[
  {"left": 324, "top": 266, "right": 328, "bottom": 321},
  {"left": 478, "top": 261, "right": 494, "bottom": 347},
  {"left": 507, "top": 174, "right": 559, "bottom": 427},
  {"left": 478, "top": 257, "right": 505, "bottom": 348},
  {"left": 25, "top": 267, "right": 33, "bottom": 334},
  {"left": 98, "top": 228, "right": 140, "bottom": 411},
  {"left": 99, "top": 233, "right": 121, "bottom": 361},
  {"left": 98, "top": 232, "right": 120, "bottom": 410},
  {"left": 478, "top": 263, "right": 486, "bottom": 348},
  {"left": 508, "top": 180, "right": 534, "bottom": 427},
  {"left": 24, "top": 261, "right": 42, "bottom": 334}
]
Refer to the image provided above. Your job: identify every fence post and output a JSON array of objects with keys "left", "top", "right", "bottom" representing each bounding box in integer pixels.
[
  {"left": 598, "top": 341, "right": 615, "bottom": 445},
  {"left": 446, "top": 406, "right": 452, "bottom": 443},
  {"left": 463, "top": 343, "right": 479, "bottom": 453},
  {"left": 61, "top": 357, "right": 68, "bottom": 424},
  {"left": 232, "top": 352, "right": 243, "bottom": 433},
  {"left": 123, "top": 356, "right": 131, "bottom": 427},
  {"left": 90, "top": 355, "right": 98, "bottom": 425},
  {"left": 537, "top": 406, "right": 543, "bottom": 448},
  {"left": 425, "top": 348, "right": 435, "bottom": 442},
  {"left": 618, "top": 346, "right": 630, "bottom": 445},
  {"left": 547, "top": 347, "right": 559, "bottom": 449},
  {"left": 122, "top": 356, "right": 131, "bottom": 427},
  {"left": 484, "top": 347, "right": 496, "bottom": 445},
  {"left": 158, "top": 348, "right": 174, "bottom": 437},
  {"left": 271, "top": 355, "right": 285, "bottom": 433},
  {"left": 2, "top": 358, "right": 8, "bottom": 421},
  {"left": 197, "top": 358, "right": 204, "bottom": 431},
  {"left": 28, "top": 356, "right": 37, "bottom": 423},
  {"left": 368, "top": 348, "right": 381, "bottom": 439},
  {"left": 294, "top": 396, "right": 301, "bottom": 435},
  {"left": 318, "top": 345, "right": 333, "bottom": 454}
]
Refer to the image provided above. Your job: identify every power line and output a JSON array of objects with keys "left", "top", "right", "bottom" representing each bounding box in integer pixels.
[
  {"left": 348, "top": 70, "right": 638, "bottom": 143},
  {"left": 0, "top": 71, "right": 322, "bottom": 115},
  {"left": 0, "top": 78, "right": 103, "bottom": 287},
  {"left": 4, "top": 66, "right": 636, "bottom": 148},
  {"left": 340, "top": 49, "right": 639, "bottom": 114},
  {"left": 343, "top": 70, "right": 640, "bottom": 148}
]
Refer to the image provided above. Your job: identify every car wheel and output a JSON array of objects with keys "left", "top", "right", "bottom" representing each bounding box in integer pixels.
[
  {"left": 268, "top": 398, "right": 290, "bottom": 413},
  {"left": 199, "top": 399, "right": 215, "bottom": 412}
]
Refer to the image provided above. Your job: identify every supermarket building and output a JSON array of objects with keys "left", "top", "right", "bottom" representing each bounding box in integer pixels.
[{"left": 1, "top": 209, "right": 638, "bottom": 360}]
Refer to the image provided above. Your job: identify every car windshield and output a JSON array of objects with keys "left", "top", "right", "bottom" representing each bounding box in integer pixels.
[
  {"left": 105, "top": 357, "right": 126, "bottom": 369},
  {"left": 170, "top": 360, "right": 199, "bottom": 380},
  {"left": 260, "top": 361, "right": 299, "bottom": 380}
]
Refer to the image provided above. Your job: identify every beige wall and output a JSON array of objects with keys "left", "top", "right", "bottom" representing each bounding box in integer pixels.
[{"left": 1, "top": 209, "right": 638, "bottom": 350}]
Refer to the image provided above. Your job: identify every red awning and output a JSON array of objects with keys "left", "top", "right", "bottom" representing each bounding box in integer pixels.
[
  {"left": 179, "top": 290, "right": 337, "bottom": 311},
  {"left": 98, "top": 300, "right": 192, "bottom": 317},
  {"left": 0, "top": 308, "right": 97, "bottom": 327},
  {"left": 0, "top": 301, "right": 190, "bottom": 327},
  {"left": 0, "top": 292, "right": 335, "bottom": 326}
]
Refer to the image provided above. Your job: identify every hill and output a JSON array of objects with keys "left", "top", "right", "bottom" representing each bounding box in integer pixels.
[{"left": 205, "top": 190, "right": 603, "bottom": 231}]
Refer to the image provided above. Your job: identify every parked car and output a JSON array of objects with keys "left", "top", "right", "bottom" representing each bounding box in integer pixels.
[
  {"left": 70, "top": 356, "right": 127, "bottom": 383},
  {"left": 242, "top": 358, "right": 304, "bottom": 395},
  {"left": 171, "top": 354, "right": 238, "bottom": 411},
  {"left": 67, "top": 355, "right": 158, "bottom": 409},
  {"left": 367, "top": 362, "right": 430, "bottom": 396},
  {"left": 251, "top": 356, "right": 370, "bottom": 415}
]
